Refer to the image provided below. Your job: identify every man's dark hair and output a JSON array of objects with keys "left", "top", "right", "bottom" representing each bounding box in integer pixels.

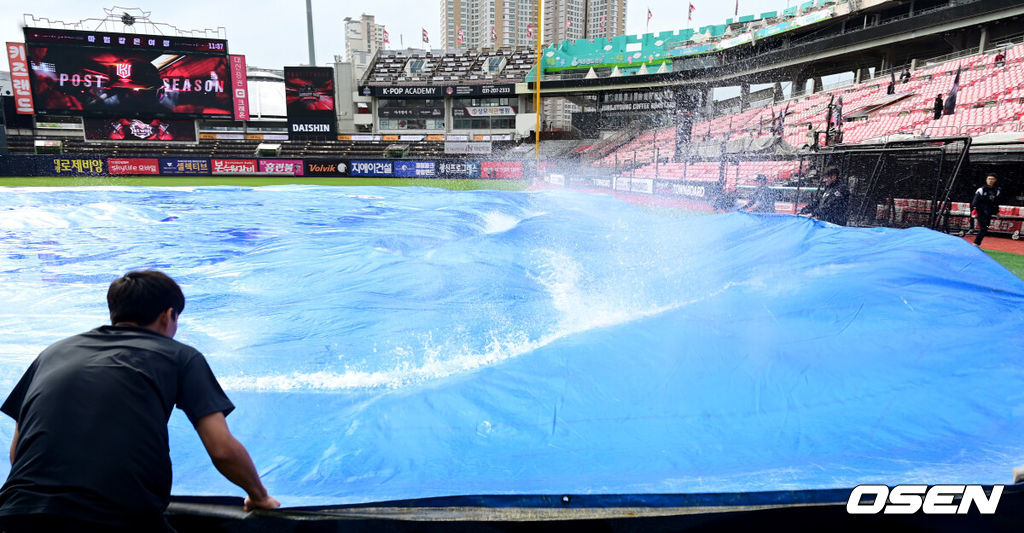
[
  {"left": 107, "top": 270, "right": 185, "bottom": 325},
  {"left": 823, "top": 166, "right": 840, "bottom": 177},
  {"left": 986, "top": 173, "right": 998, "bottom": 180}
]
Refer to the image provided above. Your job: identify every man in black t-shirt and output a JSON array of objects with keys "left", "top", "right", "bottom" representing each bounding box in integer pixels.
[{"left": 0, "top": 271, "right": 279, "bottom": 532}]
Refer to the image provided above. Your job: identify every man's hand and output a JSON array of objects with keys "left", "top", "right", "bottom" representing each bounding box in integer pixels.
[
  {"left": 245, "top": 494, "right": 281, "bottom": 511},
  {"left": 195, "top": 412, "right": 279, "bottom": 512}
]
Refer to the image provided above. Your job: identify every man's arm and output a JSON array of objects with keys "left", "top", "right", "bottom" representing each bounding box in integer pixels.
[
  {"left": 9, "top": 424, "right": 17, "bottom": 465},
  {"left": 194, "top": 412, "right": 280, "bottom": 511}
]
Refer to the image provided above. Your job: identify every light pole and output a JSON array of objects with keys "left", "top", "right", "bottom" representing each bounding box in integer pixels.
[{"left": 306, "top": 0, "right": 316, "bottom": 65}]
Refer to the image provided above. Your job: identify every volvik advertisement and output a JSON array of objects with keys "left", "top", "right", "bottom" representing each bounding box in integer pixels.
[
  {"left": 304, "top": 160, "right": 350, "bottom": 177},
  {"left": 84, "top": 117, "right": 197, "bottom": 141},
  {"left": 285, "top": 66, "right": 336, "bottom": 139},
  {"left": 26, "top": 47, "right": 232, "bottom": 117}
]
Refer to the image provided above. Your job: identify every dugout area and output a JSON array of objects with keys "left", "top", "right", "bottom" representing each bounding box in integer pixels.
[{"left": 794, "top": 137, "right": 1024, "bottom": 239}]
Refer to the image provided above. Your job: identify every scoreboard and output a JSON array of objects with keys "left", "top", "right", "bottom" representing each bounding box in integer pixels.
[
  {"left": 23, "top": 28, "right": 233, "bottom": 118},
  {"left": 284, "top": 66, "right": 336, "bottom": 138}
]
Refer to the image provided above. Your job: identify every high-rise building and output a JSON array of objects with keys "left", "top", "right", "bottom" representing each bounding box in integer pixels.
[
  {"left": 439, "top": 1, "right": 627, "bottom": 129},
  {"left": 344, "top": 14, "right": 387, "bottom": 81},
  {"left": 440, "top": 0, "right": 538, "bottom": 52},
  {"left": 543, "top": 0, "right": 625, "bottom": 44},
  {"left": 541, "top": 0, "right": 627, "bottom": 130}
]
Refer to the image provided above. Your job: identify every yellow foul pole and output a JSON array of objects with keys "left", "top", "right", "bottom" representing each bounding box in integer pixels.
[{"left": 534, "top": 0, "right": 542, "bottom": 161}]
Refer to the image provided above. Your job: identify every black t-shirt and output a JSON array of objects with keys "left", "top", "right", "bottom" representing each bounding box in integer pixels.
[{"left": 0, "top": 326, "right": 234, "bottom": 528}]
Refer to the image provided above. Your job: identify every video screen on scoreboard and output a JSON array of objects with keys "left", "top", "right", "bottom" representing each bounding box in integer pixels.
[
  {"left": 25, "top": 45, "right": 232, "bottom": 117},
  {"left": 84, "top": 117, "right": 197, "bottom": 142},
  {"left": 285, "top": 67, "right": 335, "bottom": 115}
]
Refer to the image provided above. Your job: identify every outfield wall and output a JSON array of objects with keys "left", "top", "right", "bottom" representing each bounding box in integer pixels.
[{"left": 0, "top": 156, "right": 532, "bottom": 179}]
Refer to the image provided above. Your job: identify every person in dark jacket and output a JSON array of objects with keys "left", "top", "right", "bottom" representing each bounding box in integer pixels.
[
  {"left": 900, "top": 67, "right": 911, "bottom": 83},
  {"left": 800, "top": 166, "right": 850, "bottom": 226},
  {"left": 933, "top": 94, "right": 944, "bottom": 120},
  {"left": 971, "top": 174, "right": 1002, "bottom": 246},
  {"left": 742, "top": 175, "right": 777, "bottom": 213},
  {"left": 707, "top": 178, "right": 737, "bottom": 212}
]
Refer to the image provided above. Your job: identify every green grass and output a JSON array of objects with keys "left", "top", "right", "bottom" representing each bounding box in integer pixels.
[
  {"left": 0, "top": 177, "right": 530, "bottom": 190},
  {"left": 987, "top": 250, "right": 1024, "bottom": 280}
]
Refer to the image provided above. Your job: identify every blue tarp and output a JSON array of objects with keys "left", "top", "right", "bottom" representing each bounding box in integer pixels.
[{"left": 0, "top": 186, "right": 1022, "bottom": 508}]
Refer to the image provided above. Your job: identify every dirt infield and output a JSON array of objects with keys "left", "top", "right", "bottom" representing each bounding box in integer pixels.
[{"left": 964, "top": 235, "right": 1024, "bottom": 254}]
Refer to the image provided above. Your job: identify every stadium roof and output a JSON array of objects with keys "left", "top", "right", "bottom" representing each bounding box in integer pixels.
[{"left": 246, "top": 70, "right": 286, "bottom": 118}]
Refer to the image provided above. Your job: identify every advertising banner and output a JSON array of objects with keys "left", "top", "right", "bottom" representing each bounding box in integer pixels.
[
  {"left": 444, "top": 142, "right": 491, "bottom": 154},
  {"left": 718, "top": 33, "right": 753, "bottom": 49},
  {"left": 50, "top": 157, "right": 105, "bottom": 176},
  {"left": 755, "top": 21, "right": 794, "bottom": 40},
  {"left": 362, "top": 85, "right": 443, "bottom": 98},
  {"left": 378, "top": 107, "right": 444, "bottom": 118},
  {"left": 480, "top": 161, "right": 523, "bottom": 178},
  {"left": 436, "top": 161, "right": 480, "bottom": 178},
  {"left": 159, "top": 158, "right": 211, "bottom": 175},
  {"left": 444, "top": 84, "right": 515, "bottom": 97},
  {"left": 350, "top": 160, "right": 394, "bottom": 177},
  {"left": 211, "top": 158, "right": 257, "bottom": 175},
  {"left": 670, "top": 181, "right": 710, "bottom": 201},
  {"left": 35, "top": 122, "right": 82, "bottom": 130},
  {"left": 288, "top": 118, "right": 336, "bottom": 137},
  {"left": 285, "top": 66, "right": 336, "bottom": 139},
  {"left": 794, "top": 8, "right": 834, "bottom": 27},
  {"left": 667, "top": 43, "right": 718, "bottom": 58},
  {"left": 84, "top": 117, "right": 196, "bottom": 141},
  {"left": 6, "top": 43, "right": 34, "bottom": 114},
  {"left": 25, "top": 47, "right": 232, "bottom": 117},
  {"left": 464, "top": 106, "right": 516, "bottom": 117},
  {"left": 303, "top": 160, "right": 350, "bottom": 177},
  {"left": 394, "top": 161, "right": 436, "bottom": 178},
  {"left": 230, "top": 55, "right": 250, "bottom": 121},
  {"left": 258, "top": 159, "right": 305, "bottom": 176},
  {"left": 613, "top": 177, "right": 654, "bottom": 194},
  {"left": 108, "top": 158, "right": 160, "bottom": 175},
  {"left": 363, "top": 84, "right": 515, "bottom": 99}
]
